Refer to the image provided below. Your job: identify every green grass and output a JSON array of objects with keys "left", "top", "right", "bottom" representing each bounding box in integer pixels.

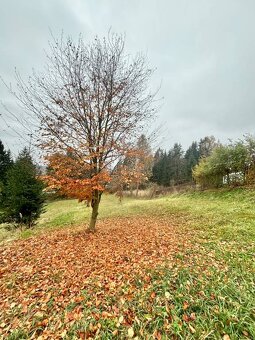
[
  {"left": 2, "top": 187, "right": 255, "bottom": 243},
  {"left": 39, "top": 188, "right": 255, "bottom": 246},
  {"left": 1, "top": 188, "right": 255, "bottom": 338}
]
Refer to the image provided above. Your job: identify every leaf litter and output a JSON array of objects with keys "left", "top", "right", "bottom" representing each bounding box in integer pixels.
[{"left": 0, "top": 216, "right": 191, "bottom": 338}]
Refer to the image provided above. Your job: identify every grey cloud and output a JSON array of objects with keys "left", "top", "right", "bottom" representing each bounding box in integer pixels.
[{"left": 1, "top": 0, "right": 255, "bottom": 155}]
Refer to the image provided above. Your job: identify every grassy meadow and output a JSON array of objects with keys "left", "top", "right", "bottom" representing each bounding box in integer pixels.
[{"left": 0, "top": 188, "right": 254, "bottom": 339}]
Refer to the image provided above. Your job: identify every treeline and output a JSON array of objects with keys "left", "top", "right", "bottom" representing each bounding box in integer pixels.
[
  {"left": 151, "top": 135, "right": 255, "bottom": 189},
  {"left": 1, "top": 132, "right": 255, "bottom": 225},
  {"left": 110, "top": 134, "right": 255, "bottom": 196},
  {"left": 110, "top": 135, "right": 220, "bottom": 195},
  {"left": 0, "top": 141, "right": 45, "bottom": 228},
  {"left": 151, "top": 136, "right": 219, "bottom": 186}
]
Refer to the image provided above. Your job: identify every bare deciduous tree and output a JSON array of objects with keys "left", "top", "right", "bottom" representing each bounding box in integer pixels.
[{"left": 10, "top": 33, "right": 157, "bottom": 232}]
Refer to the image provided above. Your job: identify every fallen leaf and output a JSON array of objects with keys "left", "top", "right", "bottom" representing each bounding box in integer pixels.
[
  {"left": 183, "top": 301, "right": 189, "bottom": 310},
  {"left": 223, "top": 335, "right": 230, "bottom": 340},
  {"left": 61, "top": 330, "right": 67, "bottom": 338},
  {"left": 118, "top": 315, "right": 124, "bottom": 324},
  {"left": 128, "top": 327, "right": 135, "bottom": 338},
  {"left": 190, "top": 312, "right": 196, "bottom": 320},
  {"left": 150, "top": 291, "right": 156, "bottom": 299},
  {"left": 189, "top": 324, "right": 196, "bottom": 334},
  {"left": 182, "top": 314, "right": 189, "bottom": 322},
  {"left": 165, "top": 291, "right": 170, "bottom": 299},
  {"left": 34, "top": 311, "right": 44, "bottom": 319}
]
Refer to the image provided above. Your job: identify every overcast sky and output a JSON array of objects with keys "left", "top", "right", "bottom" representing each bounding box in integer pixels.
[{"left": 1, "top": 0, "right": 255, "bottom": 157}]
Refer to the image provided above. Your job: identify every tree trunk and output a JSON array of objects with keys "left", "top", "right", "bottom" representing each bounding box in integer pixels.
[
  {"left": 226, "top": 172, "right": 230, "bottom": 185},
  {"left": 118, "top": 183, "right": 123, "bottom": 203},
  {"left": 136, "top": 181, "right": 139, "bottom": 197},
  {"left": 130, "top": 187, "right": 133, "bottom": 196},
  {"left": 87, "top": 191, "right": 101, "bottom": 233}
]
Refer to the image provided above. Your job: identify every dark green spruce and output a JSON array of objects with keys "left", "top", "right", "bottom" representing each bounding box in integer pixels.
[{"left": 1, "top": 148, "right": 45, "bottom": 228}]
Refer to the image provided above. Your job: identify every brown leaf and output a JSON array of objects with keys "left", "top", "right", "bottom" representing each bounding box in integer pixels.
[
  {"left": 223, "top": 335, "right": 230, "bottom": 340},
  {"left": 190, "top": 312, "right": 196, "bottom": 321},
  {"left": 0, "top": 216, "right": 184, "bottom": 337},
  {"left": 150, "top": 291, "right": 156, "bottom": 299},
  {"left": 183, "top": 301, "right": 189, "bottom": 310},
  {"left": 189, "top": 324, "right": 196, "bottom": 334},
  {"left": 128, "top": 327, "right": 134, "bottom": 338},
  {"left": 182, "top": 314, "right": 189, "bottom": 322},
  {"left": 102, "top": 311, "right": 112, "bottom": 318}
]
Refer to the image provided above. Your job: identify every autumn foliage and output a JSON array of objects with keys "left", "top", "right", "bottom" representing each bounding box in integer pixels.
[
  {"left": 43, "top": 153, "right": 110, "bottom": 204},
  {"left": 110, "top": 135, "right": 153, "bottom": 198},
  {"left": 13, "top": 34, "right": 156, "bottom": 231}
]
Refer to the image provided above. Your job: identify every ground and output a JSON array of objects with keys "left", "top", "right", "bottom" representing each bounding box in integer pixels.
[{"left": 0, "top": 189, "right": 254, "bottom": 339}]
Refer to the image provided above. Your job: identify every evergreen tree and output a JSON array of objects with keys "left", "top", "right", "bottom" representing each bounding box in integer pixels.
[
  {"left": 151, "top": 148, "right": 164, "bottom": 184},
  {"left": 184, "top": 141, "right": 200, "bottom": 182},
  {"left": 0, "top": 141, "right": 13, "bottom": 183},
  {"left": 168, "top": 143, "right": 185, "bottom": 185},
  {"left": 159, "top": 151, "right": 170, "bottom": 186},
  {"left": 152, "top": 144, "right": 185, "bottom": 186},
  {"left": 151, "top": 148, "right": 170, "bottom": 185},
  {"left": 1, "top": 148, "right": 45, "bottom": 227},
  {"left": 0, "top": 140, "right": 13, "bottom": 204}
]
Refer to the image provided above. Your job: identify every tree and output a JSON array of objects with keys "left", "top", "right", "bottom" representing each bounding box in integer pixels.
[
  {"left": 199, "top": 136, "right": 219, "bottom": 158},
  {"left": 193, "top": 157, "right": 215, "bottom": 189},
  {"left": 227, "top": 141, "right": 248, "bottom": 184},
  {"left": 193, "top": 139, "right": 250, "bottom": 188},
  {"left": 184, "top": 141, "right": 200, "bottom": 182},
  {"left": 244, "top": 135, "right": 255, "bottom": 183},
  {"left": 151, "top": 144, "right": 186, "bottom": 187},
  {"left": 1, "top": 148, "right": 45, "bottom": 228},
  {"left": 0, "top": 140, "right": 13, "bottom": 205},
  {"left": 129, "top": 134, "right": 153, "bottom": 196},
  {"left": 151, "top": 149, "right": 170, "bottom": 186},
  {"left": 168, "top": 143, "right": 185, "bottom": 185},
  {"left": 110, "top": 134, "right": 153, "bottom": 198},
  {"left": 110, "top": 160, "right": 131, "bottom": 202},
  {"left": 12, "top": 34, "right": 157, "bottom": 232},
  {"left": 0, "top": 140, "right": 13, "bottom": 184},
  {"left": 151, "top": 148, "right": 163, "bottom": 184}
]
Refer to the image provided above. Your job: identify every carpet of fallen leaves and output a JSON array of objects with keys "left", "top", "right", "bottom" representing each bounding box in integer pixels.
[{"left": 0, "top": 216, "right": 191, "bottom": 339}]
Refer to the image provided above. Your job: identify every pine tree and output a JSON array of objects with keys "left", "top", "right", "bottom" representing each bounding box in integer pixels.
[
  {"left": 184, "top": 142, "right": 200, "bottom": 182},
  {"left": 161, "top": 151, "right": 170, "bottom": 186},
  {"left": 152, "top": 144, "right": 185, "bottom": 186},
  {"left": 168, "top": 143, "right": 185, "bottom": 185},
  {"left": 1, "top": 148, "right": 45, "bottom": 228},
  {"left": 0, "top": 140, "right": 13, "bottom": 205},
  {"left": 151, "top": 148, "right": 164, "bottom": 184}
]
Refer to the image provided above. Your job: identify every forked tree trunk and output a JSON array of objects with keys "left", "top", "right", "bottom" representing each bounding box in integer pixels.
[{"left": 87, "top": 190, "right": 102, "bottom": 233}]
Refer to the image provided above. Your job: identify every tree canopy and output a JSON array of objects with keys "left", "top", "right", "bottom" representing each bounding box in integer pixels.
[
  {"left": 12, "top": 34, "right": 157, "bottom": 231},
  {"left": 193, "top": 137, "right": 255, "bottom": 188}
]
